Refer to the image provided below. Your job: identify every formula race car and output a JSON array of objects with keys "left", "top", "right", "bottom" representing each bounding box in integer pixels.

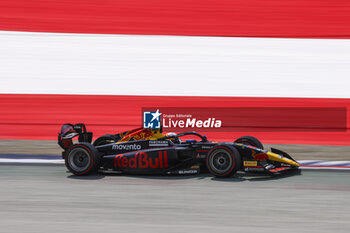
[{"left": 58, "top": 123, "right": 300, "bottom": 177}]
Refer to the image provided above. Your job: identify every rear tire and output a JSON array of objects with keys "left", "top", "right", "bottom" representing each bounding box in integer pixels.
[
  {"left": 65, "top": 143, "right": 100, "bottom": 175},
  {"left": 93, "top": 134, "right": 116, "bottom": 146},
  {"left": 206, "top": 145, "right": 241, "bottom": 178},
  {"left": 234, "top": 136, "right": 264, "bottom": 149}
]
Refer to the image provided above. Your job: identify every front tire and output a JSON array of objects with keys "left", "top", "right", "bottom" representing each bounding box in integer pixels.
[
  {"left": 206, "top": 145, "right": 241, "bottom": 178},
  {"left": 234, "top": 136, "right": 264, "bottom": 149},
  {"left": 65, "top": 143, "right": 100, "bottom": 175}
]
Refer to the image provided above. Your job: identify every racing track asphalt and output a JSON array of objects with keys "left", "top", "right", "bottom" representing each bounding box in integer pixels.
[{"left": 0, "top": 165, "right": 349, "bottom": 233}]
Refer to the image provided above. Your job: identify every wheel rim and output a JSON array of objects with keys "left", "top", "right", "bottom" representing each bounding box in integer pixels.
[
  {"left": 68, "top": 148, "right": 91, "bottom": 172},
  {"left": 208, "top": 149, "right": 233, "bottom": 174}
]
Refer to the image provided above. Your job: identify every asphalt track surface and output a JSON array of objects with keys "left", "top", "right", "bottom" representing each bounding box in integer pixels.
[{"left": 0, "top": 165, "right": 349, "bottom": 233}]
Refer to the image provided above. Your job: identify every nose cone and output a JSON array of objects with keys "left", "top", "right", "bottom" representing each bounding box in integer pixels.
[{"left": 266, "top": 152, "right": 299, "bottom": 167}]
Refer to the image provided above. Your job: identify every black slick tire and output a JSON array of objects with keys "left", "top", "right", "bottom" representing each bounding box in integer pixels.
[
  {"left": 65, "top": 143, "right": 100, "bottom": 175},
  {"left": 234, "top": 136, "right": 264, "bottom": 149},
  {"left": 206, "top": 145, "right": 241, "bottom": 178}
]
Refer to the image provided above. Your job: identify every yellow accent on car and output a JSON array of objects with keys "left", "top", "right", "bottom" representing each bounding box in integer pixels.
[
  {"left": 243, "top": 161, "right": 258, "bottom": 166},
  {"left": 266, "top": 152, "right": 300, "bottom": 167}
]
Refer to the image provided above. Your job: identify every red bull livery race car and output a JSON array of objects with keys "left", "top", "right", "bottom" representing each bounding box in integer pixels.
[{"left": 58, "top": 123, "right": 300, "bottom": 177}]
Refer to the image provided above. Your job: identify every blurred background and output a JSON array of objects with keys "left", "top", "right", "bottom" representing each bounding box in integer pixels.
[{"left": 0, "top": 0, "right": 350, "bottom": 146}]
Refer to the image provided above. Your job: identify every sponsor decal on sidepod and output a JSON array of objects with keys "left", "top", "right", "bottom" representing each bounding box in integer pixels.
[
  {"left": 114, "top": 151, "right": 168, "bottom": 169},
  {"left": 112, "top": 144, "right": 142, "bottom": 151},
  {"left": 149, "top": 141, "right": 169, "bottom": 147}
]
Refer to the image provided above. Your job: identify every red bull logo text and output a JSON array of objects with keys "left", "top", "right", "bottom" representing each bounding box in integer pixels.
[{"left": 114, "top": 151, "right": 168, "bottom": 169}]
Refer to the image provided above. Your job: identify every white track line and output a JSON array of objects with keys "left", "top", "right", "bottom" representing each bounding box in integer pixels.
[{"left": 0, "top": 159, "right": 64, "bottom": 164}]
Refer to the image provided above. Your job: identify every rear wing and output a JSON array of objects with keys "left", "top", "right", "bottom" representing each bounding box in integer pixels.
[{"left": 58, "top": 123, "right": 93, "bottom": 150}]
